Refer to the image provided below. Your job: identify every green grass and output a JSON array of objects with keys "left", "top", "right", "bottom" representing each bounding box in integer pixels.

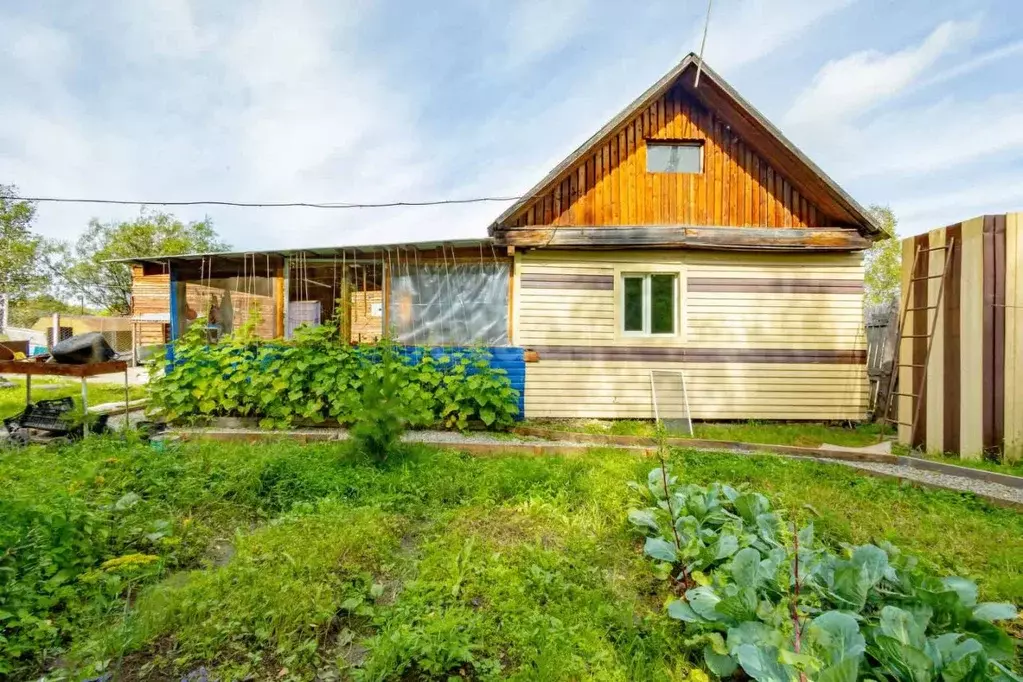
[
  {"left": 527, "top": 418, "right": 893, "bottom": 448},
  {"left": 0, "top": 378, "right": 146, "bottom": 420},
  {"left": 1, "top": 437, "right": 1020, "bottom": 680}
]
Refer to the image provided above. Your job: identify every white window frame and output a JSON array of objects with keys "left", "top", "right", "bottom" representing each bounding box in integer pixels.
[
  {"left": 645, "top": 140, "right": 704, "bottom": 174},
  {"left": 620, "top": 272, "right": 679, "bottom": 337}
]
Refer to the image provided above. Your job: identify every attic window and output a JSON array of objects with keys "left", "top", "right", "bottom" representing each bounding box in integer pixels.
[{"left": 646, "top": 140, "right": 703, "bottom": 173}]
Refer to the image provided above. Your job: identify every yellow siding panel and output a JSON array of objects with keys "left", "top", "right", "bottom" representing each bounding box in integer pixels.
[
  {"left": 960, "top": 218, "right": 986, "bottom": 460},
  {"left": 1007, "top": 213, "right": 1023, "bottom": 462}
]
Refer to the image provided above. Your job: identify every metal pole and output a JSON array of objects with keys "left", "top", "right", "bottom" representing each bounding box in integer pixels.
[
  {"left": 52, "top": 312, "right": 60, "bottom": 348},
  {"left": 25, "top": 374, "right": 31, "bottom": 406},
  {"left": 124, "top": 367, "right": 131, "bottom": 432},
  {"left": 81, "top": 377, "right": 89, "bottom": 438}
]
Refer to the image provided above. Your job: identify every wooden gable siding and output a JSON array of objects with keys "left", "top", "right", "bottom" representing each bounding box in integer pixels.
[{"left": 506, "top": 84, "right": 827, "bottom": 230}]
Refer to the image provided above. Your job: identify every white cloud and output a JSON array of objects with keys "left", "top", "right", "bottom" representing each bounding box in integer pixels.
[
  {"left": 696, "top": 0, "right": 859, "bottom": 73},
  {"left": 499, "top": 0, "right": 592, "bottom": 71},
  {"left": 892, "top": 172, "right": 1023, "bottom": 236},
  {"left": 785, "top": 19, "right": 978, "bottom": 128}
]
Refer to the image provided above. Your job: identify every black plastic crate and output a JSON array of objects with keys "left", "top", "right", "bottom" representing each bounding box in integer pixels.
[{"left": 5, "top": 397, "right": 75, "bottom": 434}]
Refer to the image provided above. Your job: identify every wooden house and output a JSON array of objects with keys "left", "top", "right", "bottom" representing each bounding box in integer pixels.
[{"left": 125, "top": 54, "right": 883, "bottom": 422}]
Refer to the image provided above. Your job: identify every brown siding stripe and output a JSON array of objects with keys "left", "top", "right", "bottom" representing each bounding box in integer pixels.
[
  {"left": 911, "top": 234, "right": 929, "bottom": 448},
  {"left": 993, "top": 214, "right": 1007, "bottom": 452},
  {"left": 982, "top": 216, "right": 996, "bottom": 452},
  {"left": 687, "top": 277, "right": 863, "bottom": 294},
  {"left": 520, "top": 273, "right": 614, "bottom": 290},
  {"left": 528, "top": 345, "right": 866, "bottom": 364},
  {"left": 943, "top": 224, "right": 962, "bottom": 455}
]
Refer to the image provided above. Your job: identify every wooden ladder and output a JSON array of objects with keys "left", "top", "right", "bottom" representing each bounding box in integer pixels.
[{"left": 879, "top": 238, "right": 956, "bottom": 441}]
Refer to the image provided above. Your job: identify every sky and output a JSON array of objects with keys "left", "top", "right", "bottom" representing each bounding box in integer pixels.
[{"left": 1, "top": 0, "right": 1022, "bottom": 251}]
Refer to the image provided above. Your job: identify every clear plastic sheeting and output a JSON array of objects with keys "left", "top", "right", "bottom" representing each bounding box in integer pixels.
[{"left": 389, "top": 263, "right": 509, "bottom": 346}]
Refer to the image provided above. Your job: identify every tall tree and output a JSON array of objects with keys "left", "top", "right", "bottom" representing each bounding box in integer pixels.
[
  {"left": 61, "top": 210, "right": 230, "bottom": 315},
  {"left": 864, "top": 205, "right": 901, "bottom": 305},
  {"left": 0, "top": 185, "right": 44, "bottom": 304}
]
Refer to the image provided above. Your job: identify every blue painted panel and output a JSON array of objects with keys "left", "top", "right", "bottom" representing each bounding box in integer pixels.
[{"left": 395, "top": 346, "right": 525, "bottom": 419}]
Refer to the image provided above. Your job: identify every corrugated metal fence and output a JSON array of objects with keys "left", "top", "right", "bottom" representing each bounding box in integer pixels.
[{"left": 898, "top": 213, "right": 1022, "bottom": 461}]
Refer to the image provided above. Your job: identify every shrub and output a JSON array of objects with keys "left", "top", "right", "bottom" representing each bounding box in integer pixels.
[
  {"left": 351, "top": 340, "right": 407, "bottom": 462},
  {"left": 147, "top": 319, "right": 519, "bottom": 430},
  {"left": 628, "top": 469, "right": 1021, "bottom": 681}
]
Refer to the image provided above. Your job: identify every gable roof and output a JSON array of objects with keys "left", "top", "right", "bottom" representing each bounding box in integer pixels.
[{"left": 489, "top": 53, "right": 882, "bottom": 238}]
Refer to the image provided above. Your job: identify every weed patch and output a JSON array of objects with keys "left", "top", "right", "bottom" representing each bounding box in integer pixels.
[{"left": 1, "top": 438, "right": 1021, "bottom": 680}]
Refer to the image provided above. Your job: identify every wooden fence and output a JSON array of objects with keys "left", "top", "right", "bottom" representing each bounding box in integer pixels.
[{"left": 898, "top": 213, "right": 1022, "bottom": 461}]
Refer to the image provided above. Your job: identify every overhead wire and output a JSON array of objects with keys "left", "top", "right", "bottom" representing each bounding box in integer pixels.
[{"left": 16, "top": 195, "right": 520, "bottom": 209}]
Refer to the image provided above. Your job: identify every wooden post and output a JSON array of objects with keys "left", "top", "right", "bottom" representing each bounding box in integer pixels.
[
  {"left": 340, "top": 266, "right": 352, "bottom": 344},
  {"left": 381, "top": 259, "right": 390, "bottom": 338},
  {"left": 25, "top": 375, "right": 31, "bottom": 406},
  {"left": 282, "top": 259, "right": 290, "bottom": 339},
  {"left": 274, "top": 263, "right": 285, "bottom": 338}
]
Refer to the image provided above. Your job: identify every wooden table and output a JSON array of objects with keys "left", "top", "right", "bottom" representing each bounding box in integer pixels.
[{"left": 0, "top": 360, "right": 130, "bottom": 438}]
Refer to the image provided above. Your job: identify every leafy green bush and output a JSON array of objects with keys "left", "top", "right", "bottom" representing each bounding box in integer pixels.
[
  {"left": 628, "top": 469, "right": 1021, "bottom": 681},
  {"left": 351, "top": 340, "right": 407, "bottom": 461},
  {"left": 148, "top": 319, "right": 519, "bottom": 430}
]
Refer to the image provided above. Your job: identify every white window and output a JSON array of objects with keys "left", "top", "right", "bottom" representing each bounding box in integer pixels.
[
  {"left": 621, "top": 273, "right": 678, "bottom": 336},
  {"left": 646, "top": 141, "right": 703, "bottom": 173}
]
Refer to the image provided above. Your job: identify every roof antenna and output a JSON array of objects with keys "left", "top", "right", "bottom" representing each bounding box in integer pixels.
[{"left": 694, "top": 0, "right": 714, "bottom": 88}]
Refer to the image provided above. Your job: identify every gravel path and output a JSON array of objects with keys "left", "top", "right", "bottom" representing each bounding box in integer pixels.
[{"left": 824, "top": 459, "right": 1023, "bottom": 507}]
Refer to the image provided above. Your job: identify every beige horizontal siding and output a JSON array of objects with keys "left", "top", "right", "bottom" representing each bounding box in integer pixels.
[
  {"left": 516, "top": 250, "right": 867, "bottom": 421},
  {"left": 524, "top": 360, "right": 868, "bottom": 420}
]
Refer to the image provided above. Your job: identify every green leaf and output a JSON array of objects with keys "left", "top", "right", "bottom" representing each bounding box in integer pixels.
[
  {"left": 730, "top": 547, "right": 762, "bottom": 588},
  {"left": 941, "top": 576, "right": 979, "bottom": 608},
  {"left": 734, "top": 493, "right": 770, "bottom": 524},
  {"left": 628, "top": 509, "right": 660, "bottom": 533},
  {"left": 972, "top": 602, "right": 1018, "bottom": 622},
  {"left": 870, "top": 634, "right": 934, "bottom": 682},
  {"left": 735, "top": 644, "right": 795, "bottom": 682},
  {"left": 667, "top": 599, "right": 703, "bottom": 622},
  {"left": 114, "top": 492, "right": 141, "bottom": 510},
  {"left": 965, "top": 619, "right": 1016, "bottom": 662},
  {"left": 816, "top": 657, "right": 859, "bottom": 682},
  {"left": 715, "top": 586, "right": 758, "bottom": 623},
  {"left": 879, "top": 605, "right": 927, "bottom": 649},
  {"left": 714, "top": 533, "right": 740, "bottom": 560},
  {"left": 940, "top": 638, "right": 985, "bottom": 682},
  {"left": 727, "top": 622, "right": 785, "bottom": 655},
  {"left": 806, "top": 611, "right": 865, "bottom": 665},
  {"left": 644, "top": 537, "right": 678, "bottom": 563},
  {"left": 686, "top": 586, "right": 724, "bottom": 622},
  {"left": 704, "top": 646, "right": 738, "bottom": 678}
]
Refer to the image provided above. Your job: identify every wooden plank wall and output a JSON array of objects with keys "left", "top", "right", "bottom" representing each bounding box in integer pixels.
[
  {"left": 516, "top": 250, "right": 867, "bottom": 420},
  {"left": 131, "top": 267, "right": 171, "bottom": 345},
  {"left": 899, "top": 213, "right": 1022, "bottom": 461},
  {"left": 505, "top": 83, "right": 831, "bottom": 230}
]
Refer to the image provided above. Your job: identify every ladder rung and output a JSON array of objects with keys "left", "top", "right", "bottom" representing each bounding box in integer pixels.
[
  {"left": 910, "top": 274, "right": 945, "bottom": 281},
  {"left": 917, "top": 245, "right": 951, "bottom": 253},
  {"left": 898, "top": 363, "right": 925, "bottom": 368},
  {"left": 893, "top": 392, "right": 919, "bottom": 398},
  {"left": 901, "top": 334, "right": 929, "bottom": 338},
  {"left": 882, "top": 418, "right": 915, "bottom": 427},
  {"left": 906, "top": 305, "right": 937, "bottom": 311}
]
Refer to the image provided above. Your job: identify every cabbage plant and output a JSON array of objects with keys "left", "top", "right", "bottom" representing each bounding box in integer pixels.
[{"left": 628, "top": 469, "right": 1020, "bottom": 681}]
